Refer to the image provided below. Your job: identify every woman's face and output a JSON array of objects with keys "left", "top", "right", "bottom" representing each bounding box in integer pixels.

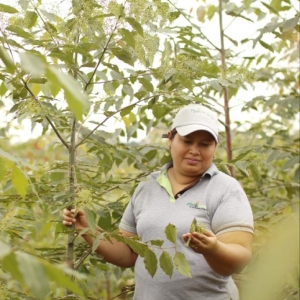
[{"left": 168, "top": 130, "right": 216, "bottom": 178}]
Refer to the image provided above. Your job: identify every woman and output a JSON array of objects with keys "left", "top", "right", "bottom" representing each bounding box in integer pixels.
[{"left": 63, "top": 104, "right": 254, "bottom": 300}]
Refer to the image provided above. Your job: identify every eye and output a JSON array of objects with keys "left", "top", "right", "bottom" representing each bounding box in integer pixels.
[{"left": 184, "top": 140, "right": 193, "bottom": 144}]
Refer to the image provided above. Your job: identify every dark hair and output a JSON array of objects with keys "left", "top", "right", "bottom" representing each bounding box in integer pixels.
[
  {"left": 170, "top": 129, "right": 177, "bottom": 139},
  {"left": 161, "top": 129, "right": 177, "bottom": 139}
]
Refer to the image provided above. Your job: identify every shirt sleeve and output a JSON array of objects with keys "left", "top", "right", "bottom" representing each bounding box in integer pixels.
[
  {"left": 119, "top": 198, "right": 137, "bottom": 234},
  {"left": 210, "top": 179, "right": 254, "bottom": 236},
  {"left": 119, "top": 183, "right": 143, "bottom": 234}
]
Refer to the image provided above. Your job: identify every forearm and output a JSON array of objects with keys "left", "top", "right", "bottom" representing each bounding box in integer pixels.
[
  {"left": 203, "top": 241, "right": 252, "bottom": 276},
  {"left": 82, "top": 231, "right": 137, "bottom": 268}
]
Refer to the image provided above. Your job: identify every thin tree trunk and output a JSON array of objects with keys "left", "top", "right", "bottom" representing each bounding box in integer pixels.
[
  {"left": 218, "top": 0, "right": 234, "bottom": 176},
  {"left": 66, "top": 116, "right": 77, "bottom": 293}
]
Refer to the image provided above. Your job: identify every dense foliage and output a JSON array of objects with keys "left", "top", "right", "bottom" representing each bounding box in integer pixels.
[{"left": 0, "top": 0, "right": 299, "bottom": 299}]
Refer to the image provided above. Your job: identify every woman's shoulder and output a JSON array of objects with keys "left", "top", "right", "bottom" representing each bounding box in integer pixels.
[{"left": 209, "top": 164, "right": 244, "bottom": 189}]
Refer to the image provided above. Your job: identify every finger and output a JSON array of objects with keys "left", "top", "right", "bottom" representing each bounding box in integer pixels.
[
  {"left": 62, "top": 220, "right": 74, "bottom": 226},
  {"left": 190, "top": 243, "right": 199, "bottom": 250},
  {"left": 63, "top": 208, "right": 76, "bottom": 215}
]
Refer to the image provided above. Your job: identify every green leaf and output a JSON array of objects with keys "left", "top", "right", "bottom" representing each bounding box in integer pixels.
[
  {"left": 144, "top": 248, "right": 158, "bottom": 277},
  {"left": 0, "top": 46, "right": 16, "bottom": 73},
  {"left": 28, "top": 77, "right": 47, "bottom": 84},
  {"left": 230, "top": 149, "right": 252, "bottom": 163},
  {"left": 92, "top": 232, "right": 105, "bottom": 252},
  {"left": 24, "top": 11, "right": 38, "bottom": 28},
  {"left": 145, "top": 149, "right": 157, "bottom": 161},
  {"left": 46, "top": 66, "right": 88, "bottom": 121},
  {"left": 216, "top": 163, "right": 231, "bottom": 175},
  {"left": 0, "top": 240, "right": 11, "bottom": 258},
  {"left": 152, "top": 105, "right": 168, "bottom": 119},
  {"left": 244, "top": 0, "right": 252, "bottom": 8},
  {"left": 283, "top": 156, "right": 299, "bottom": 171},
  {"left": 207, "top": 5, "right": 216, "bottom": 19},
  {"left": 0, "top": 82, "right": 7, "bottom": 95},
  {"left": 0, "top": 157, "right": 7, "bottom": 182},
  {"left": 49, "top": 51, "right": 74, "bottom": 65},
  {"left": 236, "top": 161, "right": 250, "bottom": 177},
  {"left": 207, "top": 80, "right": 222, "bottom": 92},
  {"left": 98, "top": 211, "right": 112, "bottom": 231},
  {"left": 134, "top": 90, "right": 147, "bottom": 100},
  {"left": 169, "top": 11, "right": 180, "bottom": 21},
  {"left": 165, "top": 223, "right": 177, "bottom": 243},
  {"left": 178, "top": 74, "right": 193, "bottom": 91},
  {"left": 111, "top": 48, "right": 134, "bottom": 66},
  {"left": 0, "top": 3, "right": 19, "bottom": 13},
  {"left": 139, "top": 78, "right": 154, "bottom": 92},
  {"left": 173, "top": 251, "right": 191, "bottom": 278},
  {"left": 270, "top": 0, "right": 282, "bottom": 10},
  {"left": 11, "top": 165, "right": 28, "bottom": 199},
  {"left": 120, "top": 104, "right": 135, "bottom": 117},
  {"left": 261, "top": 2, "right": 278, "bottom": 14},
  {"left": 150, "top": 239, "right": 164, "bottom": 247},
  {"left": 224, "top": 34, "right": 238, "bottom": 46},
  {"left": 117, "top": 235, "right": 147, "bottom": 257},
  {"left": 44, "top": 21, "right": 57, "bottom": 33},
  {"left": 120, "top": 28, "right": 136, "bottom": 48},
  {"left": 282, "top": 17, "right": 299, "bottom": 32},
  {"left": 293, "top": 168, "right": 300, "bottom": 183},
  {"left": 189, "top": 218, "right": 197, "bottom": 233},
  {"left": 85, "top": 208, "right": 96, "bottom": 234},
  {"left": 259, "top": 40, "right": 274, "bottom": 52},
  {"left": 6, "top": 25, "right": 32, "bottom": 39},
  {"left": 2, "top": 252, "right": 23, "bottom": 282},
  {"left": 159, "top": 251, "right": 173, "bottom": 278},
  {"left": 249, "top": 164, "right": 261, "bottom": 181},
  {"left": 17, "top": 252, "right": 50, "bottom": 299},
  {"left": 45, "top": 262, "right": 84, "bottom": 296},
  {"left": 126, "top": 17, "right": 144, "bottom": 36},
  {"left": 20, "top": 52, "right": 45, "bottom": 76},
  {"left": 122, "top": 84, "right": 134, "bottom": 98},
  {"left": 0, "top": 148, "right": 18, "bottom": 163}
]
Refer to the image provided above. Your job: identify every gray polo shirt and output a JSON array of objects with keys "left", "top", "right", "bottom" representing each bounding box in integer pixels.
[{"left": 119, "top": 163, "right": 254, "bottom": 300}]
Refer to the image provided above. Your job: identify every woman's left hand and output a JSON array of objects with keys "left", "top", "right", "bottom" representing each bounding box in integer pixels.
[{"left": 182, "top": 230, "right": 219, "bottom": 254}]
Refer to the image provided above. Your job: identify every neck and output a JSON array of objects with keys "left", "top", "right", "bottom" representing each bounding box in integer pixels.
[{"left": 168, "top": 167, "right": 202, "bottom": 186}]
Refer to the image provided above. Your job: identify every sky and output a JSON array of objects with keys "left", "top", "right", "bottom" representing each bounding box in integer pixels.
[{"left": 0, "top": 0, "right": 299, "bottom": 144}]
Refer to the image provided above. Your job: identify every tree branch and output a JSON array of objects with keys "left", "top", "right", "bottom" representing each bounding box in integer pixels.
[
  {"left": 21, "top": 79, "right": 70, "bottom": 150},
  {"left": 167, "top": 0, "right": 220, "bottom": 51},
  {"left": 75, "top": 94, "right": 159, "bottom": 148},
  {"left": 84, "top": 14, "right": 123, "bottom": 92},
  {"left": 74, "top": 248, "right": 93, "bottom": 270},
  {"left": 218, "top": 0, "right": 234, "bottom": 176}
]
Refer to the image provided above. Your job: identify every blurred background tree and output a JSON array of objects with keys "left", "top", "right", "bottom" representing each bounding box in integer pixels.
[{"left": 0, "top": 0, "right": 298, "bottom": 299}]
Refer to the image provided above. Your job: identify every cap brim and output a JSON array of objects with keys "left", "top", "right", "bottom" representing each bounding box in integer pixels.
[{"left": 176, "top": 125, "right": 218, "bottom": 142}]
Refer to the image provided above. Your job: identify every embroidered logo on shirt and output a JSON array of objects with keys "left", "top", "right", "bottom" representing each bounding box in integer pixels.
[{"left": 187, "top": 202, "right": 207, "bottom": 210}]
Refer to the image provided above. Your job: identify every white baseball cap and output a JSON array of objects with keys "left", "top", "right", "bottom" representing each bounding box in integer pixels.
[{"left": 170, "top": 104, "right": 218, "bottom": 142}]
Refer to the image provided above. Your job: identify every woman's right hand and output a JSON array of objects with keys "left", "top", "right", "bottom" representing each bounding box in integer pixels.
[{"left": 62, "top": 208, "right": 89, "bottom": 230}]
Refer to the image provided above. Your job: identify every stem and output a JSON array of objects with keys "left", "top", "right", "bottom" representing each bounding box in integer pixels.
[
  {"left": 1, "top": 27, "right": 69, "bottom": 150},
  {"left": 66, "top": 20, "right": 80, "bottom": 293},
  {"left": 74, "top": 248, "right": 92, "bottom": 270},
  {"left": 167, "top": 0, "right": 219, "bottom": 51},
  {"left": 218, "top": 0, "right": 234, "bottom": 176},
  {"left": 66, "top": 117, "right": 77, "bottom": 274},
  {"left": 84, "top": 15, "right": 122, "bottom": 92},
  {"left": 21, "top": 79, "right": 70, "bottom": 150},
  {"left": 76, "top": 94, "right": 161, "bottom": 148}
]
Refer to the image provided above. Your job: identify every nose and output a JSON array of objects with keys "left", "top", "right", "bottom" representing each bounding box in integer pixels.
[{"left": 189, "top": 145, "right": 200, "bottom": 155}]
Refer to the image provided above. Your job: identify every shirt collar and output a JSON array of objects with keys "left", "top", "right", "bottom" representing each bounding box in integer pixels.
[{"left": 153, "top": 162, "right": 218, "bottom": 179}]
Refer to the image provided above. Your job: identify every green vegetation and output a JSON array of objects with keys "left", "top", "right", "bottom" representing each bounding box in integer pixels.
[{"left": 0, "top": 0, "right": 299, "bottom": 299}]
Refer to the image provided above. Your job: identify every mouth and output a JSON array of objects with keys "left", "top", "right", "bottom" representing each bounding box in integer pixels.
[{"left": 186, "top": 158, "right": 200, "bottom": 163}]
